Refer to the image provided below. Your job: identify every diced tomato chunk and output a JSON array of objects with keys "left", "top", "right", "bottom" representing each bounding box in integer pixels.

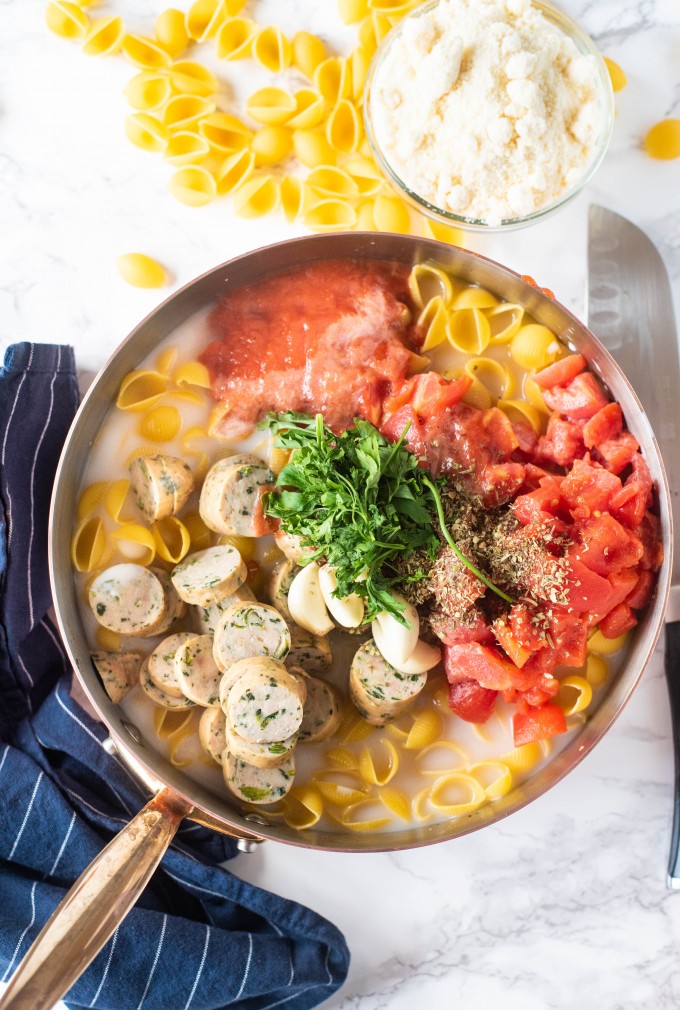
[
  {"left": 508, "top": 603, "right": 547, "bottom": 652},
  {"left": 522, "top": 463, "right": 555, "bottom": 490},
  {"left": 535, "top": 414, "right": 585, "bottom": 468},
  {"left": 520, "top": 646, "right": 557, "bottom": 679},
  {"left": 629, "top": 453, "right": 653, "bottom": 498},
  {"left": 542, "top": 372, "right": 609, "bottom": 420},
  {"left": 507, "top": 662, "right": 546, "bottom": 692},
  {"left": 512, "top": 703, "right": 567, "bottom": 746},
  {"left": 561, "top": 458, "right": 622, "bottom": 519},
  {"left": 252, "top": 497, "right": 276, "bottom": 538},
  {"left": 610, "top": 453, "right": 654, "bottom": 526},
  {"left": 478, "top": 462, "right": 526, "bottom": 507},
  {"left": 548, "top": 610, "right": 588, "bottom": 667},
  {"left": 571, "top": 513, "right": 643, "bottom": 576},
  {"left": 511, "top": 417, "right": 539, "bottom": 455},
  {"left": 586, "top": 567, "right": 641, "bottom": 629},
  {"left": 482, "top": 407, "right": 519, "bottom": 457},
  {"left": 355, "top": 383, "right": 383, "bottom": 428},
  {"left": 429, "top": 610, "right": 495, "bottom": 647},
  {"left": 638, "top": 511, "right": 664, "bottom": 571},
  {"left": 383, "top": 372, "right": 472, "bottom": 420},
  {"left": 565, "top": 558, "right": 615, "bottom": 613},
  {"left": 626, "top": 570, "right": 655, "bottom": 610},
  {"left": 599, "top": 602, "right": 638, "bottom": 639},
  {"left": 447, "top": 679, "right": 498, "bottom": 724},
  {"left": 512, "top": 477, "right": 563, "bottom": 525},
  {"left": 583, "top": 402, "right": 623, "bottom": 449},
  {"left": 607, "top": 567, "right": 642, "bottom": 609},
  {"left": 380, "top": 405, "right": 425, "bottom": 459},
  {"left": 382, "top": 382, "right": 413, "bottom": 417},
  {"left": 414, "top": 372, "right": 473, "bottom": 418},
  {"left": 610, "top": 481, "right": 649, "bottom": 530},
  {"left": 533, "top": 354, "right": 587, "bottom": 389},
  {"left": 443, "top": 642, "right": 516, "bottom": 691},
  {"left": 595, "top": 431, "right": 640, "bottom": 475},
  {"left": 517, "top": 675, "right": 561, "bottom": 709},
  {"left": 492, "top": 617, "right": 532, "bottom": 668}
]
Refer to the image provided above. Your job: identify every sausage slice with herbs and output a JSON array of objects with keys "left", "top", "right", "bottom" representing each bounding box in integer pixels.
[
  {"left": 139, "top": 657, "right": 196, "bottom": 710},
  {"left": 199, "top": 456, "right": 275, "bottom": 538},
  {"left": 349, "top": 640, "right": 427, "bottom": 726},
  {"left": 226, "top": 665, "right": 304, "bottom": 744},
  {"left": 150, "top": 570, "right": 186, "bottom": 639},
  {"left": 224, "top": 721, "right": 298, "bottom": 770},
  {"left": 222, "top": 749, "right": 296, "bottom": 805},
  {"left": 266, "top": 559, "right": 297, "bottom": 622},
  {"left": 191, "top": 583, "right": 256, "bottom": 635},
  {"left": 198, "top": 706, "right": 227, "bottom": 764},
  {"left": 91, "top": 651, "right": 143, "bottom": 703},
  {"left": 285, "top": 624, "right": 332, "bottom": 675},
  {"left": 89, "top": 564, "right": 169, "bottom": 637},
  {"left": 147, "top": 632, "right": 197, "bottom": 698},
  {"left": 171, "top": 545, "right": 246, "bottom": 607},
  {"left": 212, "top": 602, "right": 291, "bottom": 672},
  {"left": 174, "top": 634, "right": 222, "bottom": 707},
  {"left": 298, "top": 677, "right": 343, "bottom": 743},
  {"left": 128, "top": 453, "right": 194, "bottom": 522}
]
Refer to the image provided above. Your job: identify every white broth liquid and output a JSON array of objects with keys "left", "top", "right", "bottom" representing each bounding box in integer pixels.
[{"left": 74, "top": 281, "right": 628, "bottom": 834}]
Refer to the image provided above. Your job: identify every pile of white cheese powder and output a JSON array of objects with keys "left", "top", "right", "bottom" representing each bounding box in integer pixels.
[{"left": 368, "top": 0, "right": 604, "bottom": 225}]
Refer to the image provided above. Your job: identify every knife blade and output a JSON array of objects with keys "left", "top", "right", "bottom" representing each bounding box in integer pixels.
[{"left": 587, "top": 204, "right": 680, "bottom": 888}]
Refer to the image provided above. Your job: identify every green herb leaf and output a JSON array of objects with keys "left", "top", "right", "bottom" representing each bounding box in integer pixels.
[
  {"left": 261, "top": 412, "right": 442, "bottom": 624},
  {"left": 240, "top": 786, "right": 270, "bottom": 801}
]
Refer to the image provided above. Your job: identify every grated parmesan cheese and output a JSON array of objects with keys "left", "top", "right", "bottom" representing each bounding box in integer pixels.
[{"left": 369, "top": 0, "right": 604, "bottom": 226}]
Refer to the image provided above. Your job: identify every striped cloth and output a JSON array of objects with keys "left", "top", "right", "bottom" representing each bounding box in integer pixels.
[{"left": 0, "top": 344, "right": 350, "bottom": 1010}]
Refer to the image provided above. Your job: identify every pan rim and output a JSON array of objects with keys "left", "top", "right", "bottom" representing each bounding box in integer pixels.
[{"left": 48, "top": 232, "right": 672, "bottom": 853}]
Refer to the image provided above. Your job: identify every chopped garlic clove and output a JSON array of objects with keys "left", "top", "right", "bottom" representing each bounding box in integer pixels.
[
  {"left": 372, "top": 621, "right": 440, "bottom": 675},
  {"left": 372, "top": 592, "right": 420, "bottom": 666},
  {"left": 288, "top": 562, "right": 334, "bottom": 636},
  {"left": 318, "top": 565, "right": 364, "bottom": 628},
  {"left": 392, "top": 638, "right": 441, "bottom": 675}
]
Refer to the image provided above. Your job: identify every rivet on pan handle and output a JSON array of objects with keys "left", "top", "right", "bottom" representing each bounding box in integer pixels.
[{"left": 0, "top": 789, "right": 190, "bottom": 1010}]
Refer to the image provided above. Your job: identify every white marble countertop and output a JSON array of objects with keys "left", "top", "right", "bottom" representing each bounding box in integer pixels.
[{"left": 2, "top": 0, "right": 680, "bottom": 1007}]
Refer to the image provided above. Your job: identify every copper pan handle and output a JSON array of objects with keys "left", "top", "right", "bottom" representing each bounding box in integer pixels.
[{"left": 0, "top": 788, "right": 191, "bottom": 1010}]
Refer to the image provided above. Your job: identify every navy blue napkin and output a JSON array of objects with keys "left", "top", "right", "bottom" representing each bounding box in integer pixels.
[{"left": 0, "top": 343, "right": 350, "bottom": 1010}]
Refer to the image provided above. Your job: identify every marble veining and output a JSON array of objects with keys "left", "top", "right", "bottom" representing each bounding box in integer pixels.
[{"left": 1, "top": 0, "right": 679, "bottom": 1007}]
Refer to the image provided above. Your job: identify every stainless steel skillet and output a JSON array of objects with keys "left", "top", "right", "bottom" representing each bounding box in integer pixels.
[{"left": 1, "top": 232, "right": 671, "bottom": 1009}]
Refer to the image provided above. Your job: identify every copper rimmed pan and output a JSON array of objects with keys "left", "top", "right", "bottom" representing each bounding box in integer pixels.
[{"left": 0, "top": 232, "right": 672, "bottom": 1010}]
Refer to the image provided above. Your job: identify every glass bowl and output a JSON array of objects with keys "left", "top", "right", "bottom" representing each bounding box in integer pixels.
[{"left": 363, "top": 0, "right": 615, "bottom": 232}]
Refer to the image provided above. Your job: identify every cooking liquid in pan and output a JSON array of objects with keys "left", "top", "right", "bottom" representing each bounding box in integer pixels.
[{"left": 72, "top": 261, "right": 635, "bottom": 834}]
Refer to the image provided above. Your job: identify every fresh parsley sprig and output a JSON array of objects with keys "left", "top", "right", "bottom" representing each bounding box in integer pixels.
[{"left": 261, "top": 411, "right": 511, "bottom": 624}]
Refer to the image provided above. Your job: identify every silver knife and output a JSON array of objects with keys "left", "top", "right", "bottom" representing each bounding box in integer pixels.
[{"left": 587, "top": 204, "right": 680, "bottom": 888}]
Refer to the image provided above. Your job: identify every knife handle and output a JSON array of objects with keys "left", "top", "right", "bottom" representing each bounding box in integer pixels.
[{"left": 666, "top": 621, "right": 680, "bottom": 888}]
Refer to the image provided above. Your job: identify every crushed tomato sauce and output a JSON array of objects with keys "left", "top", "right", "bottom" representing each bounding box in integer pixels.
[{"left": 202, "top": 259, "right": 420, "bottom": 437}]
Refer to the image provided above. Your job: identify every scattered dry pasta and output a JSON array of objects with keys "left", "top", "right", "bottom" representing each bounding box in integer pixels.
[
  {"left": 83, "top": 16, "right": 125, "bottom": 56},
  {"left": 643, "top": 119, "right": 680, "bottom": 160},
  {"left": 116, "top": 252, "right": 168, "bottom": 289},
  {"left": 44, "top": 0, "right": 471, "bottom": 245},
  {"left": 603, "top": 56, "right": 626, "bottom": 93},
  {"left": 155, "top": 8, "right": 189, "bottom": 57},
  {"left": 46, "top": 1, "right": 90, "bottom": 40}
]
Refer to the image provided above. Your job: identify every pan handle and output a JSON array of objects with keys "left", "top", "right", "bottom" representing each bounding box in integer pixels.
[{"left": 0, "top": 788, "right": 191, "bottom": 1010}]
